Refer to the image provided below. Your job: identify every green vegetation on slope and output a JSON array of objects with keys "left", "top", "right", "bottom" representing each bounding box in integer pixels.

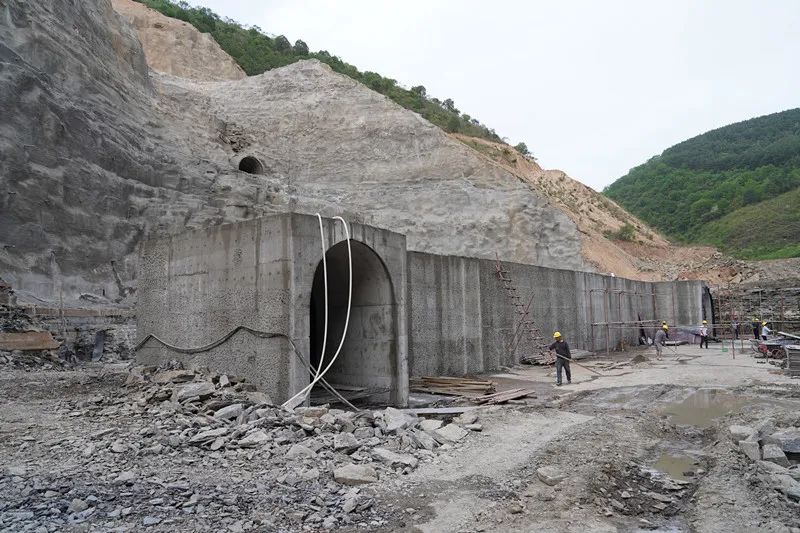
[
  {"left": 136, "top": 0, "right": 507, "bottom": 144},
  {"left": 604, "top": 108, "right": 800, "bottom": 259},
  {"left": 701, "top": 187, "right": 800, "bottom": 260}
]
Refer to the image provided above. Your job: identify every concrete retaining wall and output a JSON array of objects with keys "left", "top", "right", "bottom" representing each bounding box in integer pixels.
[
  {"left": 406, "top": 252, "right": 706, "bottom": 377},
  {"left": 136, "top": 215, "right": 294, "bottom": 399},
  {"left": 136, "top": 213, "right": 409, "bottom": 405},
  {"left": 136, "top": 213, "right": 707, "bottom": 405}
]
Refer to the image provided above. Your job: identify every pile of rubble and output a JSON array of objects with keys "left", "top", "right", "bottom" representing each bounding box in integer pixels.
[
  {"left": 0, "top": 349, "right": 73, "bottom": 370},
  {"left": 0, "top": 303, "right": 36, "bottom": 332},
  {"left": 591, "top": 460, "right": 697, "bottom": 519},
  {"left": 124, "top": 362, "right": 479, "bottom": 461},
  {"left": 0, "top": 362, "right": 480, "bottom": 531},
  {"left": 0, "top": 304, "right": 74, "bottom": 371},
  {"left": 730, "top": 420, "right": 800, "bottom": 501}
]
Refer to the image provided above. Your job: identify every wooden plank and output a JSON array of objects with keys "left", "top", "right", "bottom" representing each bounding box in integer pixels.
[
  {"left": 409, "top": 387, "right": 486, "bottom": 398},
  {"left": 401, "top": 407, "right": 479, "bottom": 415},
  {"left": 473, "top": 387, "right": 537, "bottom": 405},
  {"left": 0, "top": 331, "right": 60, "bottom": 351}
]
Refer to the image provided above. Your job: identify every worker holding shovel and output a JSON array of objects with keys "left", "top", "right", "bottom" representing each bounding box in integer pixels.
[
  {"left": 653, "top": 324, "right": 667, "bottom": 360},
  {"left": 549, "top": 331, "right": 572, "bottom": 386}
]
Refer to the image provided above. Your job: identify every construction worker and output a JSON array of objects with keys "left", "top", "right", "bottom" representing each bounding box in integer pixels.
[
  {"left": 654, "top": 324, "right": 667, "bottom": 360},
  {"left": 762, "top": 321, "right": 770, "bottom": 341},
  {"left": 699, "top": 320, "right": 709, "bottom": 349},
  {"left": 548, "top": 332, "right": 571, "bottom": 386},
  {"left": 751, "top": 318, "right": 760, "bottom": 339}
]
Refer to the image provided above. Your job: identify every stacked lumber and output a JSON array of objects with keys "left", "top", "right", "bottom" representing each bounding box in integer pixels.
[
  {"left": 786, "top": 346, "right": 800, "bottom": 376},
  {"left": 520, "top": 351, "right": 555, "bottom": 365},
  {"left": 472, "top": 387, "right": 537, "bottom": 405},
  {"left": 410, "top": 376, "right": 495, "bottom": 396}
]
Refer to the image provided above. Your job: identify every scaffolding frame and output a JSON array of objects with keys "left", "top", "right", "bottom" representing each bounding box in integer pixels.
[{"left": 586, "top": 287, "right": 662, "bottom": 354}]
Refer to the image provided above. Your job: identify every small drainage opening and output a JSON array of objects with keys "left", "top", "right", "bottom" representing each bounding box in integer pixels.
[{"left": 238, "top": 156, "right": 264, "bottom": 174}]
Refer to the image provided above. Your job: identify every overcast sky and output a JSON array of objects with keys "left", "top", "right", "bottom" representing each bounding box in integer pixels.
[{"left": 195, "top": 0, "right": 799, "bottom": 190}]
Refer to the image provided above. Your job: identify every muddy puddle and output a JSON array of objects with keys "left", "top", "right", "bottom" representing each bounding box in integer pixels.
[
  {"left": 652, "top": 453, "right": 696, "bottom": 481},
  {"left": 661, "top": 389, "right": 753, "bottom": 427}
]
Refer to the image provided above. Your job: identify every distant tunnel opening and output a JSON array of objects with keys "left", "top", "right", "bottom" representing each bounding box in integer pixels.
[
  {"left": 238, "top": 156, "right": 263, "bottom": 174},
  {"left": 309, "top": 240, "right": 396, "bottom": 404}
]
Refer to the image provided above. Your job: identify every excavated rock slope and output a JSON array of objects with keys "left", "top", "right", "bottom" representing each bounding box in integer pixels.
[
  {"left": 1, "top": 0, "right": 584, "bottom": 305},
  {"left": 451, "top": 134, "right": 671, "bottom": 279},
  {"left": 111, "top": 0, "right": 245, "bottom": 81}
]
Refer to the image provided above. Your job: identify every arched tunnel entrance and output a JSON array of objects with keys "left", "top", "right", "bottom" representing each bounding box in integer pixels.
[{"left": 309, "top": 240, "right": 397, "bottom": 404}]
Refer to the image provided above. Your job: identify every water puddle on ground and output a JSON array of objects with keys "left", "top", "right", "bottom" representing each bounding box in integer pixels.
[
  {"left": 652, "top": 453, "right": 695, "bottom": 481},
  {"left": 661, "top": 389, "right": 750, "bottom": 428}
]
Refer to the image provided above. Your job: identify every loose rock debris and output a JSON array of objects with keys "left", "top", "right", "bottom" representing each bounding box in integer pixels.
[
  {"left": 0, "top": 348, "right": 74, "bottom": 371},
  {"left": 731, "top": 421, "right": 800, "bottom": 501},
  {"left": 0, "top": 361, "right": 480, "bottom": 532}
]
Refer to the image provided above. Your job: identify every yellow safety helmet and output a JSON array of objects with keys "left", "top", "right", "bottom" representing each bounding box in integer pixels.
[
  {"left": 762, "top": 321, "right": 767, "bottom": 326},
  {"left": 553, "top": 331, "right": 562, "bottom": 339},
  {"left": 702, "top": 320, "right": 707, "bottom": 324}
]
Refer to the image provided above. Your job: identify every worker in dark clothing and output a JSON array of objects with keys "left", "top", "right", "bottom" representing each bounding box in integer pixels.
[
  {"left": 751, "top": 318, "right": 760, "bottom": 340},
  {"left": 549, "top": 331, "right": 571, "bottom": 386},
  {"left": 653, "top": 326, "right": 667, "bottom": 360}
]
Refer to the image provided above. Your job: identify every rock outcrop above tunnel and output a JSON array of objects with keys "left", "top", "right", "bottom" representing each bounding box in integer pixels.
[{"left": 1, "top": 0, "right": 585, "bottom": 304}]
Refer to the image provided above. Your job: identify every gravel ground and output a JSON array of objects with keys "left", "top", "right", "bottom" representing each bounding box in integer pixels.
[{"left": 2, "top": 347, "right": 800, "bottom": 532}]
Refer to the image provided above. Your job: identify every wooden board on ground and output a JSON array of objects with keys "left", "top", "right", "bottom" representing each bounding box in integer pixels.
[
  {"left": 0, "top": 331, "right": 60, "bottom": 351},
  {"left": 401, "top": 406, "right": 479, "bottom": 415},
  {"left": 410, "top": 376, "right": 495, "bottom": 397},
  {"left": 473, "top": 387, "right": 537, "bottom": 405}
]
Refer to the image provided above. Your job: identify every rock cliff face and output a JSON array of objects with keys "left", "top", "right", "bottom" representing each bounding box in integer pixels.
[
  {"left": 0, "top": 0, "right": 585, "bottom": 306},
  {"left": 0, "top": 0, "right": 162, "bottom": 302},
  {"left": 111, "top": 0, "right": 245, "bottom": 81}
]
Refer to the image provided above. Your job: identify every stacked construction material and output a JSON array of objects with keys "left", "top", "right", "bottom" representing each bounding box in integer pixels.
[
  {"left": 520, "top": 351, "right": 556, "bottom": 365},
  {"left": 410, "top": 376, "right": 495, "bottom": 397},
  {"left": 786, "top": 346, "right": 800, "bottom": 376}
]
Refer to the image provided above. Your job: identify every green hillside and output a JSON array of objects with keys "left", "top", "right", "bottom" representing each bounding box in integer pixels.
[
  {"left": 604, "top": 108, "right": 800, "bottom": 259},
  {"left": 702, "top": 187, "right": 800, "bottom": 260},
  {"left": 136, "top": 0, "right": 512, "bottom": 146}
]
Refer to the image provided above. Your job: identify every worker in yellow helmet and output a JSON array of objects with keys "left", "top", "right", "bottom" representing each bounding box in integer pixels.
[
  {"left": 761, "top": 321, "right": 770, "bottom": 341},
  {"left": 653, "top": 323, "right": 667, "bottom": 360},
  {"left": 661, "top": 321, "right": 669, "bottom": 339},
  {"left": 548, "top": 331, "right": 571, "bottom": 386},
  {"left": 699, "top": 320, "right": 709, "bottom": 349}
]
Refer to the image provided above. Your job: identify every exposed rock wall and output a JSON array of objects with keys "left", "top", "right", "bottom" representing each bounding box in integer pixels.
[
  {"left": 1, "top": 0, "right": 586, "bottom": 306},
  {"left": 158, "top": 61, "right": 585, "bottom": 267},
  {"left": 111, "top": 0, "right": 246, "bottom": 81},
  {"left": 0, "top": 0, "right": 162, "bottom": 301}
]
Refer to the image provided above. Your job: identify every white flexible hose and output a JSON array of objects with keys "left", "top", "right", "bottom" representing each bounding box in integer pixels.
[
  {"left": 282, "top": 215, "right": 353, "bottom": 409},
  {"left": 314, "top": 214, "right": 330, "bottom": 381}
]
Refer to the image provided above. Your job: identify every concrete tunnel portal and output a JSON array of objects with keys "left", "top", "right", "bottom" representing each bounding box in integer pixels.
[{"left": 309, "top": 240, "right": 397, "bottom": 403}]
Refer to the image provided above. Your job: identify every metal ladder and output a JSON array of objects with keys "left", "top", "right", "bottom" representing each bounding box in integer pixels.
[{"left": 494, "top": 255, "right": 553, "bottom": 364}]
